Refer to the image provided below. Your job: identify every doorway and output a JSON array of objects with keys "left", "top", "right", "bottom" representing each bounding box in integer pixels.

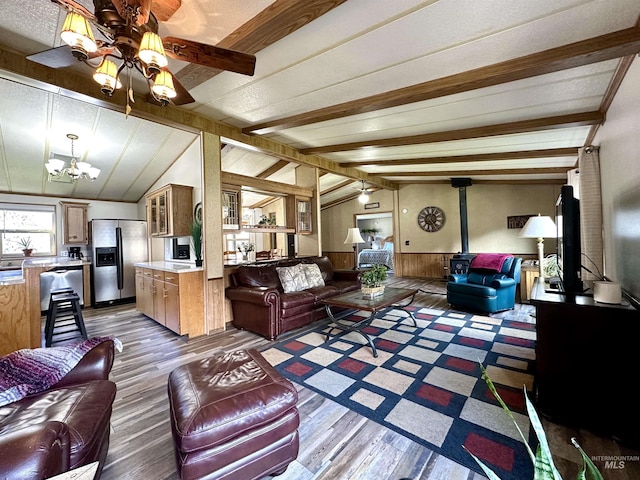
[{"left": 355, "top": 211, "right": 394, "bottom": 271}]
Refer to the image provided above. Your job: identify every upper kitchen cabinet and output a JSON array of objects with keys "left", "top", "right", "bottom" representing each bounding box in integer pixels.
[
  {"left": 286, "top": 196, "right": 312, "bottom": 234},
  {"left": 146, "top": 184, "right": 193, "bottom": 237},
  {"left": 222, "top": 185, "right": 241, "bottom": 231},
  {"left": 61, "top": 202, "right": 88, "bottom": 244}
]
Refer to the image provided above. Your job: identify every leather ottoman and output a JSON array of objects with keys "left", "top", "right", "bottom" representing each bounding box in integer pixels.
[{"left": 167, "top": 349, "right": 299, "bottom": 480}]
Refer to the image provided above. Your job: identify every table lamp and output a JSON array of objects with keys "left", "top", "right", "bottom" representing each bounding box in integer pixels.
[
  {"left": 344, "top": 227, "right": 365, "bottom": 270},
  {"left": 519, "top": 214, "right": 557, "bottom": 283}
]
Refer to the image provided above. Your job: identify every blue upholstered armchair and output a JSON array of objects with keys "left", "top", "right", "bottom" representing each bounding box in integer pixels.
[{"left": 447, "top": 254, "right": 522, "bottom": 313}]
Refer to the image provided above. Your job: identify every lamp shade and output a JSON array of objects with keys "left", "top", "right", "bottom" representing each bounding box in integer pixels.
[
  {"left": 151, "top": 70, "right": 177, "bottom": 101},
  {"left": 344, "top": 227, "right": 365, "bottom": 244},
  {"left": 519, "top": 214, "right": 557, "bottom": 239},
  {"left": 139, "top": 32, "right": 168, "bottom": 71},
  {"left": 60, "top": 12, "right": 97, "bottom": 53}
]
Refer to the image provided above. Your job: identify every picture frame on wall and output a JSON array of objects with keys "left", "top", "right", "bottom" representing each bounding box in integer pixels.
[{"left": 507, "top": 214, "right": 534, "bottom": 229}]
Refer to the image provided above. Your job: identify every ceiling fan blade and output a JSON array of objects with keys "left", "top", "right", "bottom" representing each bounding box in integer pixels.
[
  {"left": 171, "top": 75, "right": 195, "bottom": 105},
  {"left": 151, "top": 0, "right": 181, "bottom": 21},
  {"left": 162, "top": 36, "right": 256, "bottom": 76},
  {"left": 111, "top": 0, "right": 151, "bottom": 26},
  {"left": 27, "top": 45, "right": 112, "bottom": 68},
  {"left": 27, "top": 46, "right": 79, "bottom": 68},
  {"left": 51, "top": 0, "right": 96, "bottom": 22}
]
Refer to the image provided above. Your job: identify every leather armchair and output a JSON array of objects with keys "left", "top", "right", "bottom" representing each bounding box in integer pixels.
[
  {"left": 447, "top": 255, "right": 522, "bottom": 313},
  {"left": 0, "top": 340, "right": 117, "bottom": 480}
]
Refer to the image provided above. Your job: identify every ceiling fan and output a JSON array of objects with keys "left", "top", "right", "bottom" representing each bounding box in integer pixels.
[
  {"left": 356, "top": 179, "right": 372, "bottom": 203},
  {"left": 27, "top": 0, "right": 257, "bottom": 107}
]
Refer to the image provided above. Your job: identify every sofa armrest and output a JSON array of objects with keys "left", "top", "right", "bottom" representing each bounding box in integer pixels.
[
  {"left": 226, "top": 286, "right": 280, "bottom": 306},
  {"left": 333, "top": 270, "right": 361, "bottom": 282},
  {"left": 447, "top": 274, "right": 468, "bottom": 283},
  {"left": 491, "top": 277, "right": 516, "bottom": 289},
  {"left": 0, "top": 421, "right": 70, "bottom": 480},
  {"left": 51, "top": 340, "right": 115, "bottom": 389}
]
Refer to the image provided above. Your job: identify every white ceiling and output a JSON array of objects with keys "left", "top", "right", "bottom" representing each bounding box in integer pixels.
[{"left": 1, "top": 0, "right": 639, "bottom": 205}]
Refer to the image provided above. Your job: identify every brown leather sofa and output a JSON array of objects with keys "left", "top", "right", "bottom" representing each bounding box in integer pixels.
[
  {"left": 226, "top": 256, "right": 360, "bottom": 340},
  {"left": 0, "top": 340, "right": 117, "bottom": 480}
]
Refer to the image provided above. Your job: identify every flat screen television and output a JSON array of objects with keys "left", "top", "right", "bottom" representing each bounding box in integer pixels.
[{"left": 556, "top": 185, "right": 583, "bottom": 294}]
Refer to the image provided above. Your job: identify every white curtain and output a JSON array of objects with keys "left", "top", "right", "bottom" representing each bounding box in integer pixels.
[{"left": 577, "top": 146, "right": 604, "bottom": 281}]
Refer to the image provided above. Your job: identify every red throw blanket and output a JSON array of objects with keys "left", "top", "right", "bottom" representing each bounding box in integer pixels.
[
  {"left": 0, "top": 336, "right": 122, "bottom": 407},
  {"left": 470, "top": 253, "right": 511, "bottom": 272}
]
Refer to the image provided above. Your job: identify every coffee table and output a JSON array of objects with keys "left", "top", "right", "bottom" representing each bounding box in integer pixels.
[{"left": 320, "top": 287, "right": 419, "bottom": 357}]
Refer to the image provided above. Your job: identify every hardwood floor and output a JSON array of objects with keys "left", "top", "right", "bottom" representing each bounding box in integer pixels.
[{"left": 54, "top": 277, "right": 639, "bottom": 480}]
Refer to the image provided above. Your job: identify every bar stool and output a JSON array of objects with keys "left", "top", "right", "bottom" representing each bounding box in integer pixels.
[{"left": 45, "top": 291, "right": 88, "bottom": 347}]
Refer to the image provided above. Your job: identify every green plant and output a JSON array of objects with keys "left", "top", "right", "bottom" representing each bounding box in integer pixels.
[
  {"left": 190, "top": 219, "right": 202, "bottom": 261},
  {"left": 16, "top": 237, "right": 32, "bottom": 249},
  {"left": 237, "top": 241, "right": 255, "bottom": 252},
  {"left": 258, "top": 215, "right": 276, "bottom": 226},
  {"left": 360, "top": 264, "right": 388, "bottom": 287},
  {"left": 465, "top": 364, "right": 604, "bottom": 480}
]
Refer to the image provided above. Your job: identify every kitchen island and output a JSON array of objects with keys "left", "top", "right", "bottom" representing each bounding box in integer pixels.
[
  {"left": 134, "top": 262, "right": 204, "bottom": 337},
  {"left": 0, "top": 258, "right": 90, "bottom": 355}
]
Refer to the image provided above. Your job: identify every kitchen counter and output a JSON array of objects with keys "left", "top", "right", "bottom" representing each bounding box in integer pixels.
[
  {"left": 22, "top": 258, "right": 89, "bottom": 269},
  {"left": 134, "top": 261, "right": 203, "bottom": 274}
]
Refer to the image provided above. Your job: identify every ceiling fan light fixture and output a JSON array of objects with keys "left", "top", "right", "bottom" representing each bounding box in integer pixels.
[
  {"left": 151, "top": 70, "right": 177, "bottom": 105},
  {"left": 93, "top": 59, "right": 122, "bottom": 96},
  {"left": 138, "top": 32, "right": 168, "bottom": 73},
  {"left": 358, "top": 191, "right": 369, "bottom": 203},
  {"left": 60, "top": 12, "right": 97, "bottom": 59}
]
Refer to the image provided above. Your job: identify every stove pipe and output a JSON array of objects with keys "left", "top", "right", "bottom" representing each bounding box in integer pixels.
[{"left": 451, "top": 178, "right": 473, "bottom": 254}]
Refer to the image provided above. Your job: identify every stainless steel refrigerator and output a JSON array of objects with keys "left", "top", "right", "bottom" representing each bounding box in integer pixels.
[{"left": 89, "top": 219, "right": 148, "bottom": 306}]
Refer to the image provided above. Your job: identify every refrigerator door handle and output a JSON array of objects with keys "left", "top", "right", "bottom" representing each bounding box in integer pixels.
[{"left": 116, "top": 226, "right": 124, "bottom": 290}]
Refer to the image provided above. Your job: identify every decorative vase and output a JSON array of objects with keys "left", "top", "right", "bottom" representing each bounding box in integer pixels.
[
  {"left": 22, "top": 249, "right": 33, "bottom": 257},
  {"left": 195, "top": 259, "right": 203, "bottom": 267},
  {"left": 242, "top": 253, "right": 248, "bottom": 261},
  {"left": 361, "top": 285, "right": 385, "bottom": 298}
]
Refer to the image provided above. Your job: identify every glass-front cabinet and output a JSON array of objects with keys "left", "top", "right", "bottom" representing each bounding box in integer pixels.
[
  {"left": 222, "top": 187, "right": 241, "bottom": 230},
  {"left": 296, "top": 197, "right": 312, "bottom": 234},
  {"left": 146, "top": 184, "right": 193, "bottom": 237}
]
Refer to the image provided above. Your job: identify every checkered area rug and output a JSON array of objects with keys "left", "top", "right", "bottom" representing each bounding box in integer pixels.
[{"left": 261, "top": 306, "right": 536, "bottom": 478}]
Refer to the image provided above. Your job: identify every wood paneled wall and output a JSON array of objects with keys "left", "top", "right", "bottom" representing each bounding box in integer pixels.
[{"left": 324, "top": 251, "right": 537, "bottom": 278}]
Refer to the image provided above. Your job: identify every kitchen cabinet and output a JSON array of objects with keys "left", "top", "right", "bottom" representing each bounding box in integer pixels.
[
  {"left": 61, "top": 202, "right": 88, "bottom": 244},
  {"left": 135, "top": 265, "right": 204, "bottom": 337},
  {"left": 222, "top": 186, "right": 241, "bottom": 231},
  {"left": 286, "top": 196, "right": 312, "bottom": 234},
  {"left": 135, "top": 268, "right": 154, "bottom": 318},
  {"left": 146, "top": 184, "right": 193, "bottom": 237}
]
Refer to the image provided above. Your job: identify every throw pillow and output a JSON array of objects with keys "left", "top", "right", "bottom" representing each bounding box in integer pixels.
[
  {"left": 276, "top": 264, "right": 310, "bottom": 293},
  {"left": 300, "top": 263, "right": 325, "bottom": 288}
]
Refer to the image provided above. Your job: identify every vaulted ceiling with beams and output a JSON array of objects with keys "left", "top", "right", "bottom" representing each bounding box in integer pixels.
[{"left": 1, "top": 0, "right": 639, "bottom": 207}]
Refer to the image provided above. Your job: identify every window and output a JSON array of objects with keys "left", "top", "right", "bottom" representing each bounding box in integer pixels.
[{"left": 1, "top": 204, "right": 56, "bottom": 256}]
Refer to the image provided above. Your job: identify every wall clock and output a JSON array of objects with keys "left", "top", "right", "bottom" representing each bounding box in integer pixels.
[{"left": 417, "top": 206, "right": 445, "bottom": 232}]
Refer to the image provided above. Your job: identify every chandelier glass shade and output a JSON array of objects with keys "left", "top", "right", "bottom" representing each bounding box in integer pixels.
[
  {"left": 45, "top": 134, "right": 100, "bottom": 183},
  {"left": 59, "top": 12, "right": 176, "bottom": 107}
]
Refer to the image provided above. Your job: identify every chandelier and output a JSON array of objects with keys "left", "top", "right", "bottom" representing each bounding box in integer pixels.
[
  {"left": 45, "top": 134, "right": 100, "bottom": 183},
  {"left": 59, "top": 6, "right": 176, "bottom": 113}
]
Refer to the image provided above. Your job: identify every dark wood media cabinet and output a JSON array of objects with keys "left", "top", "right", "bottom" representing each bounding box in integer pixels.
[{"left": 531, "top": 278, "right": 640, "bottom": 446}]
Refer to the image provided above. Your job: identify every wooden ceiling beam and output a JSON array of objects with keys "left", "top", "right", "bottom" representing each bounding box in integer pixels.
[
  {"left": 243, "top": 27, "right": 640, "bottom": 134},
  {"left": 337, "top": 147, "right": 580, "bottom": 168},
  {"left": 371, "top": 167, "right": 571, "bottom": 177},
  {"left": 257, "top": 159, "right": 290, "bottom": 179},
  {"left": 320, "top": 179, "right": 353, "bottom": 195},
  {"left": 300, "top": 112, "right": 603, "bottom": 154},
  {"left": 177, "top": 0, "right": 348, "bottom": 89},
  {"left": 394, "top": 179, "right": 567, "bottom": 185}
]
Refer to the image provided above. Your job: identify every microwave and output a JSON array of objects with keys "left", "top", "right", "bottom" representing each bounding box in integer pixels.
[{"left": 172, "top": 239, "right": 190, "bottom": 260}]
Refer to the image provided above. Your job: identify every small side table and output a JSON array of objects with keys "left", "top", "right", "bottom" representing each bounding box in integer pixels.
[{"left": 520, "top": 264, "right": 539, "bottom": 302}]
